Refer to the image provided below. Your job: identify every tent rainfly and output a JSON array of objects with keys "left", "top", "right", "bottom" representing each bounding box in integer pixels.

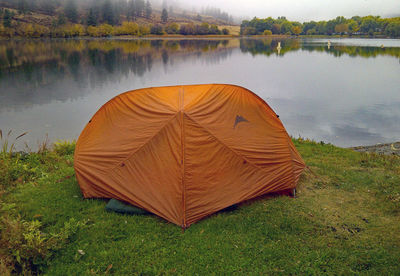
[{"left": 74, "top": 84, "right": 306, "bottom": 228}]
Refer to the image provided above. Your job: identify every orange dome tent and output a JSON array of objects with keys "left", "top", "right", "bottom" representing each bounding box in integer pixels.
[{"left": 74, "top": 84, "right": 305, "bottom": 228}]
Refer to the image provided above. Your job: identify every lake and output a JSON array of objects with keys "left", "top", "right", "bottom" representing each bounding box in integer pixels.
[{"left": 0, "top": 37, "right": 399, "bottom": 149}]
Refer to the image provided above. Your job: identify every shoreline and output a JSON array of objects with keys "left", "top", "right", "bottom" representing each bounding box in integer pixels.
[
  {"left": 1, "top": 34, "right": 398, "bottom": 41},
  {"left": 350, "top": 141, "right": 400, "bottom": 156}
]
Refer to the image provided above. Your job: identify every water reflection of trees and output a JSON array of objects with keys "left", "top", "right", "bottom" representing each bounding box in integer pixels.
[
  {"left": 0, "top": 39, "right": 233, "bottom": 111},
  {"left": 240, "top": 38, "right": 400, "bottom": 58}
]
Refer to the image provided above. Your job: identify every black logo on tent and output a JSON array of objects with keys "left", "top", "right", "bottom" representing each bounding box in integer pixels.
[{"left": 234, "top": 115, "right": 249, "bottom": 128}]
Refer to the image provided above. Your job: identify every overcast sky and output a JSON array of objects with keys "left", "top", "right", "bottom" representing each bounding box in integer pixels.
[{"left": 184, "top": 0, "right": 400, "bottom": 22}]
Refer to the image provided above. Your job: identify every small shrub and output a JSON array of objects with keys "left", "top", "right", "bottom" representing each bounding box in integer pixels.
[
  {"left": 263, "top": 30, "right": 272, "bottom": 35},
  {"left": 165, "top": 23, "right": 179, "bottom": 34},
  {"left": 53, "top": 140, "right": 76, "bottom": 156},
  {"left": 150, "top": 24, "right": 164, "bottom": 35},
  {"left": 0, "top": 212, "right": 85, "bottom": 275}
]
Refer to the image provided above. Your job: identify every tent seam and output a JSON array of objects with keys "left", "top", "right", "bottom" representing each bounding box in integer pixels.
[
  {"left": 184, "top": 113, "right": 291, "bottom": 174},
  {"left": 106, "top": 112, "right": 180, "bottom": 172}
]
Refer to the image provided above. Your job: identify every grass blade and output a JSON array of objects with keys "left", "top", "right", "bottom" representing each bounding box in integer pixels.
[{"left": 15, "top": 132, "right": 28, "bottom": 140}]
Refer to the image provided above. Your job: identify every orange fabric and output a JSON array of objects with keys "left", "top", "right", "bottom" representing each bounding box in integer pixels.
[{"left": 74, "top": 84, "right": 305, "bottom": 227}]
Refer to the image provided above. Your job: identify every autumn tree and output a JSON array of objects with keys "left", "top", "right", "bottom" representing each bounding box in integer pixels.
[
  {"left": 292, "top": 25, "right": 302, "bottom": 35},
  {"left": 335, "top": 23, "right": 348, "bottom": 35}
]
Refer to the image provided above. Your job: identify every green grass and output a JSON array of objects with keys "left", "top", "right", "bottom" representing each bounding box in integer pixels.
[{"left": 1, "top": 139, "right": 399, "bottom": 274}]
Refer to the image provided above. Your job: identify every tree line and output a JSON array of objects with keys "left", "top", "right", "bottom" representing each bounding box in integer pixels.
[
  {"left": 0, "top": 0, "right": 234, "bottom": 37},
  {"left": 241, "top": 16, "right": 400, "bottom": 38},
  {"left": 0, "top": 16, "right": 230, "bottom": 38}
]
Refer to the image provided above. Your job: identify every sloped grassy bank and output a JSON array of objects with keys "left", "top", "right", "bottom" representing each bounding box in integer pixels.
[{"left": 1, "top": 139, "right": 399, "bottom": 275}]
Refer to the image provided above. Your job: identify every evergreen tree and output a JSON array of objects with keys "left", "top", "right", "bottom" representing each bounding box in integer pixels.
[
  {"left": 145, "top": 0, "right": 152, "bottom": 19},
  {"left": 65, "top": 0, "right": 78, "bottom": 23},
  {"left": 135, "top": 0, "right": 145, "bottom": 17},
  {"left": 127, "top": 0, "right": 136, "bottom": 20},
  {"left": 87, "top": 8, "right": 98, "bottom": 26},
  {"left": 161, "top": 8, "right": 168, "bottom": 23},
  {"left": 17, "top": 0, "right": 28, "bottom": 14},
  {"left": 102, "top": 0, "right": 115, "bottom": 25},
  {"left": 44, "top": 0, "right": 57, "bottom": 15},
  {"left": 3, "top": 9, "right": 12, "bottom": 28},
  {"left": 57, "top": 13, "right": 67, "bottom": 26}
]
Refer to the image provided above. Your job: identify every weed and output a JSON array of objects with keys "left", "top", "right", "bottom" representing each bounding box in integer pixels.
[
  {"left": 53, "top": 140, "right": 76, "bottom": 156},
  {"left": 0, "top": 211, "right": 86, "bottom": 275},
  {"left": 0, "top": 129, "right": 28, "bottom": 158}
]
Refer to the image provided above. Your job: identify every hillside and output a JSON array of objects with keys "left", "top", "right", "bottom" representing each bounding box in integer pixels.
[{"left": 0, "top": 0, "right": 239, "bottom": 37}]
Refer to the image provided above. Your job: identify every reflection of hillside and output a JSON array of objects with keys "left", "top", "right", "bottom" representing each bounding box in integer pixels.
[
  {"left": 239, "top": 38, "right": 400, "bottom": 58},
  {"left": 0, "top": 39, "right": 234, "bottom": 112}
]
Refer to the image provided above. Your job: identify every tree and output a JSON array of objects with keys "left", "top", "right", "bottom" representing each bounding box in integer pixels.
[
  {"left": 145, "top": 0, "right": 152, "bottom": 19},
  {"left": 179, "top": 23, "right": 195, "bottom": 35},
  {"left": 40, "top": 0, "right": 57, "bottom": 15},
  {"left": 209, "top": 24, "right": 220, "bottom": 34},
  {"left": 136, "top": 0, "right": 145, "bottom": 17},
  {"left": 384, "top": 22, "right": 400, "bottom": 37},
  {"left": 127, "top": 0, "right": 136, "bottom": 20},
  {"left": 292, "top": 25, "right": 302, "bottom": 35},
  {"left": 271, "top": 24, "right": 281, "bottom": 34},
  {"left": 335, "top": 23, "right": 348, "bottom": 35},
  {"left": 57, "top": 13, "right": 67, "bottom": 26},
  {"left": 150, "top": 24, "right": 163, "bottom": 35},
  {"left": 3, "top": 9, "right": 12, "bottom": 28},
  {"left": 360, "top": 17, "right": 377, "bottom": 34},
  {"left": 161, "top": 8, "right": 168, "bottom": 23},
  {"left": 165, "top": 22, "right": 178, "bottom": 34},
  {"left": 263, "top": 29, "right": 272, "bottom": 35},
  {"left": 17, "top": 0, "right": 28, "bottom": 14},
  {"left": 326, "top": 19, "right": 336, "bottom": 35},
  {"left": 102, "top": 0, "right": 116, "bottom": 25},
  {"left": 65, "top": 0, "right": 78, "bottom": 23},
  {"left": 348, "top": 19, "right": 359, "bottom": 35},
  {"left": 197, "top": 22, "right": 209, "bottom": 35},
  {"left": 87, "top": 8, "right": 98, "bottom": 26},
  {"left": 280, "top": 21, "right": 292, "bottom": 34}
]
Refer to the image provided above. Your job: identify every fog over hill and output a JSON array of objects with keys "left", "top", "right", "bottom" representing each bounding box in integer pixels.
[{"left": 176, "top": 0, "right": 400, "bottom": 22}]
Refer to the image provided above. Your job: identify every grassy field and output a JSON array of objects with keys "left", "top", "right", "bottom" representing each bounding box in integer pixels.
[{"left": 0, "top": 138, "right": 399, "bottom": 274}]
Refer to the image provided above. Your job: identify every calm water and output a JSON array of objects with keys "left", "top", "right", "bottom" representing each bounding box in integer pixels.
[{"left": 0, "top": 38, "right": 399, "bottom": 149}]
